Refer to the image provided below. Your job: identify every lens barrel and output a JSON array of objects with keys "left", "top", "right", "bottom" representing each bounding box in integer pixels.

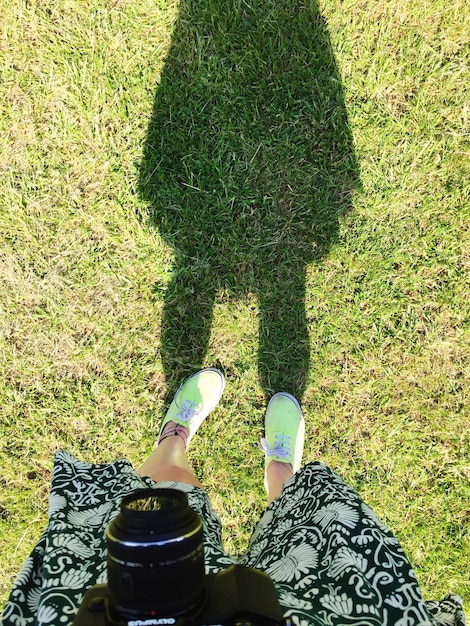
[{"left": 106, "top": 488, "right": 205, "bottom": 620}]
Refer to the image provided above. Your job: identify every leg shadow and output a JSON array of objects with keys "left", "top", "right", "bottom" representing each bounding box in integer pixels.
[{"left": 160, "top": 259, "right": 218, "bottom": 393}]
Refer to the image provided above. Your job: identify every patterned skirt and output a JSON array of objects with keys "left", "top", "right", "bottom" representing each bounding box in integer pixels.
[{"left": 1, "top": 451, "right": 465, "bottom": 626}]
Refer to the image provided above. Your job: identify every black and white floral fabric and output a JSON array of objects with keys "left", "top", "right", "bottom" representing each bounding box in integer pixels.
[{"left": 1, "top": 452, "right": 465, "bottom": 626}]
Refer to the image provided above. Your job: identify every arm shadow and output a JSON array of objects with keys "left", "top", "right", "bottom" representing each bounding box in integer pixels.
[{"left": 138, "top": 0, "right": 360, "bottom": 400}]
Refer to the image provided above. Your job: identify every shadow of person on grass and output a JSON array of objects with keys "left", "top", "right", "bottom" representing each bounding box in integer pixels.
[{"left": 139, "top": 0, "right": 359, "bottom": 400}]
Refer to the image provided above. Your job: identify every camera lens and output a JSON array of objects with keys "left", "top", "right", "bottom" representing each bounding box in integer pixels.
[{"left": 106, "top": 488, "right": 205, "bottom": 620}]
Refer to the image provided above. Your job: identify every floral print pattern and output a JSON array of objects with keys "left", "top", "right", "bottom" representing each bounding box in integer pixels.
[{"left": 1, "top": 452, "right": 465, "bottom": 626}]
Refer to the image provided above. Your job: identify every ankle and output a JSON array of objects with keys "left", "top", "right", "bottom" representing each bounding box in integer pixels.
[
  {"left": 267, "top": 459, "right": 294, "bottom": 478},
  {"left": 156, "top": 421, "right": 189, "bottom": 449},
  {"left": 265, "top": 460, "right": 293, "bottom": 503}
]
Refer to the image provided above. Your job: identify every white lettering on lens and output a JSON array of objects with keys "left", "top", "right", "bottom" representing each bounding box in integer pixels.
[{"left": 128, "top": 619, "right": 176, "bottom": 626}]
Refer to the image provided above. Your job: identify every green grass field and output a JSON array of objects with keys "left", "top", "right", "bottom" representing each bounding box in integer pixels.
[{"left": 1, "top": 0, "right": 469, "bottom": 612}]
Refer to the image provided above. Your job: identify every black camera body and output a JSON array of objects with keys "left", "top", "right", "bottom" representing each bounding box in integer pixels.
[
  {"left": 74, "top": 564, "right": 286, "bottom": 626},
  {"left": 72, "top": 488, "right": 288, "bottom": 626}
]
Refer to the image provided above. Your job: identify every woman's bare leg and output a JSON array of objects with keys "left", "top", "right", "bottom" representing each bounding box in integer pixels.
[
  {"left": 261, "top": 392, "right": 305, "bottom": 506},
  {"left": 138, "top": 424, "right": 202, "bottom": 487},
  {"left": 138, "top": 368, "right": 225, "bottom": 487},
  {"left": 265, "top": 460, "right": 293, "bottom": 505}
]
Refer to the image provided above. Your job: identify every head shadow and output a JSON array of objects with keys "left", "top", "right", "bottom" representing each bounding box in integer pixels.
[{"left": 138, "top": 0, "right": 360, "bottom": 400}]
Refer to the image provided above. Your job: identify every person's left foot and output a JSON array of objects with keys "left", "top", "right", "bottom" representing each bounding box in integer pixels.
[
  {"left": 156, "top": 368, "right": 225, "bottom": 449},
  {"left": 259, "top": 392, "right": 305, "bottom": 473}
]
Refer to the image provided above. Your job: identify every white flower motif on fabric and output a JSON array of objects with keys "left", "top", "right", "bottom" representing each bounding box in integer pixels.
[
  {"left": 356, "top": 603, "right": 380, "bottom": 616},
  {"left": 60, "top": 568, "right": 92, "bottom": 590},
  {"left": 320, "top": 591, "right": 354, "bottom": 616},
  {"left": 426, "top": 611, "right": 457, "bottom": 626},
  {"left": 50, "top": 535, "right": 95, "bottom": 558},
  {"left": 97, "top": 569, "right": 108, "bottom": 585},
  {"left": 13, "top": 557, "right": 35, "bottom": 588},
  {"left": 311, "top": 502, "right": 359, "bottom": 531},
  {"left": 37, "top": 604, "right": 58, "bottom": 625},
  {"left": 328, "top": 546, "right": 369, "bottom": 578},
  {"left": 56, "top": 451, "right": 90, "bottom": 471},
  {"left": 279, "top": 589, "right": 314, "bottom": 610},
  {"left": 67, "top": 503, "right": 112, "bottom": 527},
  {"left": 266, "top": 544, "right": 318, "bottom": 583},
  {"left": 27, "top": 587, "right": 42, "bottom": 612},
  {"left": 48, "top": 495, "right": 67, "bottom": 517}
]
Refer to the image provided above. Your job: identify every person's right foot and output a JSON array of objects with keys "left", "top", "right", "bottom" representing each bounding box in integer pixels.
[{"left": 156, "top": 368, "right": 225, "bottom": 449}]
